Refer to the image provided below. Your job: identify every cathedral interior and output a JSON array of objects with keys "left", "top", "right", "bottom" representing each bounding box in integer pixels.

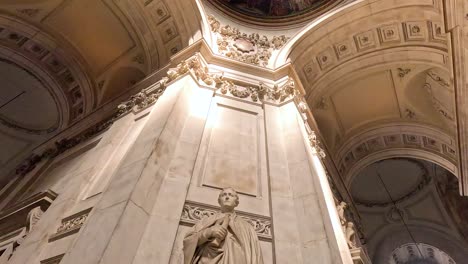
[{"left": 0, "top": 0, "right": 467, "bottom": 263}]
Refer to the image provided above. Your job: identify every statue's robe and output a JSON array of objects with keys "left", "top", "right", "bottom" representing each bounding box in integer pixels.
[{"left": 183, "top": 212, "right": 263, "bottom": 264}]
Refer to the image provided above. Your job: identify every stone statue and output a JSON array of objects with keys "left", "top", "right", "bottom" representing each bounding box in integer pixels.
[
  {"left": 336, "top": 201, "right": 347, "bottom": 226},
  {"left": 345, "top": 222, "right": 356, "bottom": 249},
  {"left": 183, "top": 187, "right": 264, "bottom": 264}
]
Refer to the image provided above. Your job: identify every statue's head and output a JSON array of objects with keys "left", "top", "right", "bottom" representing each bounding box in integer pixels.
[{"left": 218, "top": 187, "right": 239, "bottom": 212}]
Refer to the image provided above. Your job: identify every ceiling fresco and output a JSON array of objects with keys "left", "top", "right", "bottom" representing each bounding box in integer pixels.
[{"left": 208, "top": 0, "right": 341, "bottom": 24}]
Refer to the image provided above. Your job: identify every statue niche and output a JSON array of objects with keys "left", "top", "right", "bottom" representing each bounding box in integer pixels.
[{"left": 183, "top": 187, "right": 263, "bottom": 264}]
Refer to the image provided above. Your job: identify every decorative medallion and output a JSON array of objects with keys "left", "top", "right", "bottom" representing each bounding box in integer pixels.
[{"left": 234, "top": 38, "right": 255, "bottom": 53}]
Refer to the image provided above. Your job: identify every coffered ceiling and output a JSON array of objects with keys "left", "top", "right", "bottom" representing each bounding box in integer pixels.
[
  {"left": 0, "top": 0, "right": 205, "bottom": 184},
  {"left": 280, "top": 0, "right": 459, "bottom": 190}
]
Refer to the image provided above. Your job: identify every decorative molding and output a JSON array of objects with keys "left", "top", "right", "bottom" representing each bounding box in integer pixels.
[
  {"left": 385, "top": 206, "right": 407, "bottom": 223},
  {"left": 403, "top": 21, "right": 427, "bottom": 41},
  {"left": 336, "top": 125, "right": 457, "bottom": 179},
  {"left": 333, "top": 39, "right": 354, "bottom": 59},
  {"left": 427, "top": 70, "right": 450, "bottom": 87},
  {"left": 404, "top": 108, "right": 416, "bottom": 119},
  {"left": 132, "top": 54, "right": 145, "bottom": 65},
  {"left": 15, "top": 117, "right": 114, "bottom": 176},
  {"left": 0, "top": 191, "right": 56, "bottom": 261},
  {"left": 0, "top": 115, "right": 58, "bottom": 135},
  {"left": 301, "top": 20, "right": 447, "bottom": 84},
  {"left": 49, "top": 208, "right": 92, "bottom": 242},
  {"left": 207, "top": 15, "right": 289, "bottom": 67},
  {"left": 425, "top": 70, "right": 454, "bottom": 121},
  {"left": 117, "top": 53, "right": 301, "bottom": 117},
  {"left": 397, "top": 68, "right": 411, "bottom": 78},
  {"left": 180, "top": 201, "right": 272, "bottom": 241},
  {"left": 377, "top": 23, "right": 401, "bottom": 44},
  {"left": 297, "top": 99, "right": 326, "bottom": 157},
  {"left": 354, "top": 30, "right": 376, "bottom": 52}
]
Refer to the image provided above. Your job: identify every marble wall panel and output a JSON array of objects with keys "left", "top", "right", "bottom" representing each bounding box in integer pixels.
[
  {"left": 201, "top": 103, "right": 260, "bottom": 196},
  {"left": 188, "top": 96, "right": 269, "bottom": 216}
]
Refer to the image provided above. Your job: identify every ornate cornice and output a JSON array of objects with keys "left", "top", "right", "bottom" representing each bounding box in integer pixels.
[
  {"left": 335, "top": 124, "right": 457, "bottom": 182},
  {"left": 117, "top": 53, "right": 301, "bottom": 117},
  {"left": 297, "top": 100, "right": 326, "bottom": 158},
  {"left": 180, "top": 201, "right": 272, "bottom": 241},
  {"left": 207, "top": 15, "right": 289, "bottom": 67},
  {"left": 15, "top": 117, "right": 114, "bottom": 176}
]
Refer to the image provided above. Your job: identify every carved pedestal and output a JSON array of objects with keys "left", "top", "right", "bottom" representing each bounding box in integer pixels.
[{"left": 350, "top": 248, "right": 371, "bottom": 264}]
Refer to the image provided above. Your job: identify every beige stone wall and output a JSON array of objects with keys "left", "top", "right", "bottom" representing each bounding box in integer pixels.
[{"left": 0, "top": 68, "right": 353, "bottom": 264}]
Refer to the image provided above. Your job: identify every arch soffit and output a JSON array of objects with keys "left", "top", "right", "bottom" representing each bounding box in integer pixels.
[
  {"left": 117, "top": 0, "right": 207, "bottom": 70},
  {"left": 338, "top": 122, "right": 458, "bottom": 187},
  {"left": 0, "top": 14, "right": 95, "bottom": 123},
  {"left": 304, "top": 47, "right": 449, "bottom": 102},
  {"left": 97, "top": 0, "right": 207, "bottom": 102},
  {"left": 275, "top": 0, "right": 446, "bottom": 89}
]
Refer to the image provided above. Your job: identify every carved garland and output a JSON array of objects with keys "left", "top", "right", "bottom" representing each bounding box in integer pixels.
[
  {"left": 15, "top": 117, "right": 114, "bottom": 176},
  {"left": 117, "top": 53, "right": 301, "bottom": 118},
  {"left": 180, "top": 202, "right": 272, "bottom": 241},
  {"left": 49, "top": 208, "right": 92, "bottom": 242},
  {"left": 207, "top": 15, "right": 289, "bottom": 67},
  {"left": 296, "top": 100, "right": 326, "bottom": 157}
]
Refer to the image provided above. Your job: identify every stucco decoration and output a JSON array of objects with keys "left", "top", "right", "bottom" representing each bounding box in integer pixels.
[
  {"left": 181, "top": 202, "right": 272, "bottom": 241},
  {"left": 208, "top": 15, "right": 288, "bottom": 67},
  {"left": 117, "top": 53, "right": 300, "bottom": 117}
]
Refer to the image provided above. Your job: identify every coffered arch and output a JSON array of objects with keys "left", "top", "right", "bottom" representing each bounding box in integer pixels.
[
  {"left": 303, "top": 50, "right": 455, "bottom": 177},
  {"left": 276, "top": 0, "right": 446, "bottom": 68},
  {"left": 0, "top": 0, "right": 208, "bottom": 187},
  {"left": 0, "top": 14, "right": 96, "bottom": 116},
  {"left": 339, "top": 122, "right": 458, "bottom": 188}
]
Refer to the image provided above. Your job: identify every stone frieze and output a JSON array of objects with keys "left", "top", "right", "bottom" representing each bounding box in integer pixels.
[{"left": 180, "top": 201, "right": 272, "bottom": 241}]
